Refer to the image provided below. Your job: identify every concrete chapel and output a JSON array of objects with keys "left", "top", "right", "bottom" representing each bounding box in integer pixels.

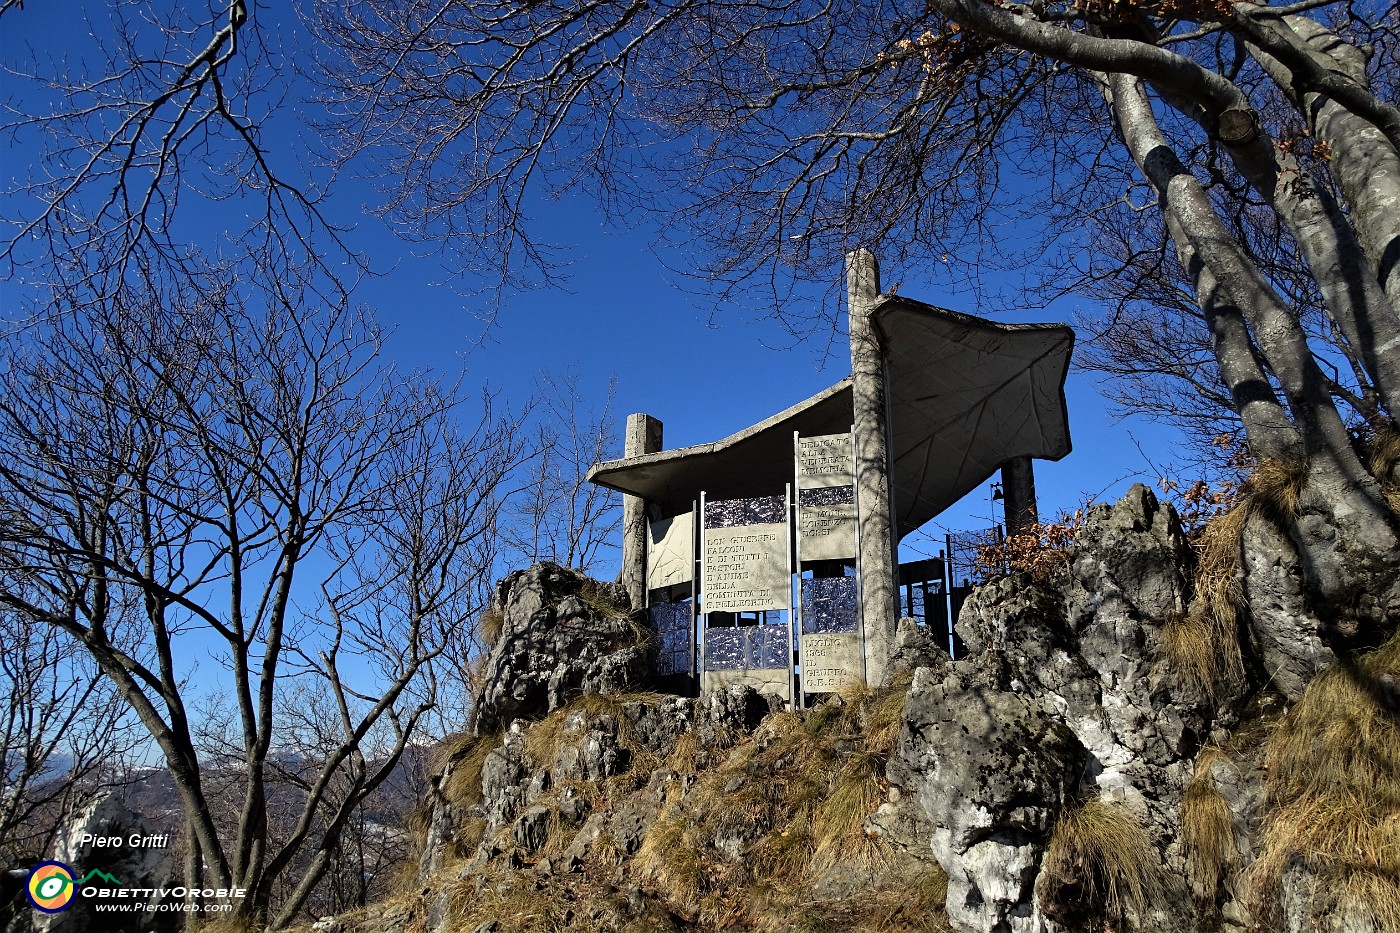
[{"left": 586, "top": 251, "right": 1074, "bottom": 704}]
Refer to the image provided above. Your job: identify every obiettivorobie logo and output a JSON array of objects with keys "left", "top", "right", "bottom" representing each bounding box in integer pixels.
[
  {"left": 25, "top": 862, "right": 119, "bottom": 913},
  {"left": 25, "top": 861, "right": 245, "bottom": 916}
]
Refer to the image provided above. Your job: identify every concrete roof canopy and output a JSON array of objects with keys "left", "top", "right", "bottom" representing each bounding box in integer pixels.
[
  {"left": 876, "top": 295, "right": 1073, "bottom": 536},
  {"left": 586, "top": 296, "right": 1073, "bottom": 539}
]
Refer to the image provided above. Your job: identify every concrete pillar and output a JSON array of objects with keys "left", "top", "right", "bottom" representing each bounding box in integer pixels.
[
  {"left": 620, "top": 413, "right": 663, "bottom": 611},
  {"left": 847, "top": 249, "right": 899, "bottom": 685},
  {"left": 1001, "top": 456, "right": 1039, "bottom": 533}
]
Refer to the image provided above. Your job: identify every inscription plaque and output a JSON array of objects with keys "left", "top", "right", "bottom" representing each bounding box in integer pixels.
[
  {"left": 702, "top": 523, "right": 789, "bottom": 613},
  {"left": 800, "top": 633, "right": 861, "bottom": 693},
  {"left": 647, "top": 512, "right": 694, "bottom": 591},
  {"left": 796, "top": 433, "right": 853, "bottom": 489},
  {"left": 797, "top": 485, "right": 855, "bottom": 561}
]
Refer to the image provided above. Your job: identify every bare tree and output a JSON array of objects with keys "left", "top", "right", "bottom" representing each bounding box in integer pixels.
[
  {"left": 8, "top": 0, "right": 1398, "bottom": 656},
  {"left": 0, "top": 606, "right": 139, "bottom": 869},
  {"left": 506, "top": 371, "right": 622, "bottom": 574},
  {"left": 0, "top": 262, "right": 525, "bottom": 926},
  {"left": 1, "top": 1, "right": 357, "bottom": 319},
  {"left": 311, "top": 0, "right": 1400, "bottom": 628}
]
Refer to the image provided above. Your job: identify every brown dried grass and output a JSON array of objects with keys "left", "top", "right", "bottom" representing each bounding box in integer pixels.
[
  {"left": 1160, "top": 612, "right": 1219, "bottom": 697},
  {"left": 435, "top": 731, "right": 502, "bottom": 809},
  {"left": 1189, "top": 502, "right": 1249, "bottom": 687},
  {"left": 1366, "top": 424, "right": 1400, "bottom": 513},
  {"left": 634, "top": 680, "right": 939, "bottom": 930},
  {"left": 1181, "top": 747, "right": 1236, "bottom": 901},
  {"left": 1247, "top": 457, "right": 1308, "bottom": 521},
  {"left": 478, "top": 606, "right": 505, "bottom": 645},
  {"left": 1246, "top": 633, "right": 1400, "bottom": 929},
  {"left": 1043, "top": 797, "right": 1164, "bottom": 925}
]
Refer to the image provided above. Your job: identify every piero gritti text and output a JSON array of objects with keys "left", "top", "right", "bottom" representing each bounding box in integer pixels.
[{"left": 78, "top": 832, "right": 171, "bottom": 849}]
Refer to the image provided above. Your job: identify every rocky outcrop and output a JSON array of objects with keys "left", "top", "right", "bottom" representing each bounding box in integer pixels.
[
  {"left": 333, "top": 487, "right": 1397, "bottom": 933},
  {"left": 892, "top": 485, "right": 1227, "bottom": 933},
  {"left": 1240, "top": 510, "right": 1333, "bottom": 701},
  {"left": 894, "top": 665, "right": 1082, "bottom": 933},
  {"left": 471, "top": 563, "right": 649, "bottom": 735},
  {"left": 39, "top": 794, "right": 177, "bottom": 933}
]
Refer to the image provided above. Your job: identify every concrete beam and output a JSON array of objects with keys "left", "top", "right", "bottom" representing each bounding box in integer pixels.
[{"left": 620, "top": 413, "right": 663, "bottom": 611}]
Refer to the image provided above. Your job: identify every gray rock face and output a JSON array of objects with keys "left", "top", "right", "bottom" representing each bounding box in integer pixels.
[
  {"left": 511, "top": 805, "right": 552, "bottom": 853},
  {"left": 1240, "top": 511, "right": 1333, "bottom": 701},
  {"left": 893, "top": 486, "right": 1212, "bottom": 933},
  {"left": 549, "top": 711, "right": 627, "bottom": 784},
  {"left": 472, "top": 563, "right": 648, "bottom": 735},
  {"left": 893, "top": 666, "right": 1082, "bottom": 933},
  {"left": 608, "top": 768, "right": 676, "bottom": 857},
  {"left": 40, "top": 794, "right": 176, "bottom": 933},
  {"left": 886, "top": 616, "right": 951, "bottom": 682},
  {"left": 480, "top": 726, "right": 532, "bottom": 831}
]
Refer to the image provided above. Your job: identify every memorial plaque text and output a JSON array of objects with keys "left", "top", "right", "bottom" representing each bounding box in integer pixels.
[
  {"left": 796, "top": 433, "right": 853, "bottom": 489},
  {"left": 799, "top": 633, "right": 861, "bottom": 693},
  {"left": 703, "top": 524, "right": 789, "bottom": 613}
]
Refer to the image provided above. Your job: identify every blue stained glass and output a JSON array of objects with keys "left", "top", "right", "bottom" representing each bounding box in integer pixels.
[
  {"left": 704, "top": 624, "right": 791, "bottom": 671},
  {"left": 798, "top": 485, "right": 854, "bottom": 508},
  {"left": 649, "top": 603, "right": 693, "bottom": 676},
  {"left": 704, "top": 627, "right": 745, "bottom": 670},
  {"left": 747, "top": 625, "right": 789, "bottom": 669},
  {"left": 705, "top": 495, "right": 785, "bottom": 528},
  {"left": 801, "top": 576, "right": 859, "bottom": 634}
]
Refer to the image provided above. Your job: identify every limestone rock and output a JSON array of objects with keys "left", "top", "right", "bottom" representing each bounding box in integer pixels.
[
  {"left": 512, "top": 805, "right": 552, "bottom": 853},
  {"left": 1240, "top": 511, "right": 1333, "bottom": 701},
  {"left": 885, "top": 616, "right": 951, "bottom": 681},
  {"left": 39, "top": 793, "right": 177, "bottom": 933},
  {"left": 472, "top": 564, "right": 647, "bottom": 735},
  {"left": 480, "top": 726, "right": 532, "bottom": 832},
  {"left": 609, "top": 768, "right": 677, "bottom": 857},
  {"left": 550, "top": 711, "right": 627, "bottom": 784},
  {"left": 898, "top": 486, "right": 1212, "bottom": 933},
  {"left": 617, "top": 696, "right": 694, "bottom": 756},
  {"left": 893, "top": 667, "right": 1083, "bottom": 933},
  {"left": 562, "top": 812, "right": 608, "bottom": 866}
]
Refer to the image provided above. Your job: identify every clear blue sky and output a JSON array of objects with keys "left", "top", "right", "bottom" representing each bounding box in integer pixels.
[{"left": 1, "top": 1, "right": 1189, "bottom": 577}]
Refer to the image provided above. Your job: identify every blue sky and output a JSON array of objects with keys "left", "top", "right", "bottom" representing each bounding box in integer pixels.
[{"left": 1, "top": 1, "right": 1189, "bottom": 578}]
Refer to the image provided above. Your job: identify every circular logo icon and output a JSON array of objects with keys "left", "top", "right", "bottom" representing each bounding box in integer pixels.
[{"left": 26, "top": 862, "right": 76, "bottom": 913}]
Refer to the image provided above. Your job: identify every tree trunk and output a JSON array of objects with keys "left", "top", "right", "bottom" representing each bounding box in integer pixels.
[
  {"left": 1164, "top": 210, "right": 1303, "bottom": 461},
  {"left": 1111, "top": 73, "right": 1400, "bottom": 627},
  {"left": 1265, "top": 17, "right": 1400, "bottom": 320}
]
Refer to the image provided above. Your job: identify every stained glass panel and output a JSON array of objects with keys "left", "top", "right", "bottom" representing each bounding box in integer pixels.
[
  {"left": 801, "top": 576, "right": 859, "bottom": 634},
  {"left": 649, "top": 602, "right": 693, "bottom": 676},
  {"left": 705, "top": 495, "right": 785, "bottom": 528}
]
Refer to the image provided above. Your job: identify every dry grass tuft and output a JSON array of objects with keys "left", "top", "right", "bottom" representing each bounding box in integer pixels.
[
  {"left": 1181, "top": 747, "right": 1237, "bottom": 901},
  {"left": 1247, "top": 456, "right": 1308, "bottom": 520},
  {"left": 1182, "top": 456, "right": 1312, "bottom": 699},
  {"left": 1186, "top": 497, "right": 1252, "bottom": 693},
  {"left": 632, "top": 679, "right": 940, "bottom": 931},
  {"left": 1043, "top": 797, "right": 1164, "bottom": 925},
  {"left": 478, "top": 606, "right": 505, "bottom": 645},
  {"left": 1366, "top": 424, "right": 1400, "bottom": 513},
  {"left": 1247, "top": 633, "right": 1400, "bottom": 929},
  {"left": 761, "top": 863, "right": 954, "bottom": 933},
  {"left": 446, "top": 868, "right": 678, "bottom": 933},
  {"left": 578, "top": 576, "right": 631, "bottom": 619},
  {"left": 1160, "top": 612, "right": 1219, "bottom": 696},
  {"left": 665, "top": 728, "right": 703, "bottom": 775},
  {"left": 436, "top": 731, "right": 502, "bottom": 809},
  {"left": 520, "top": 691, "right": 671, "bottom": 773},
  {"left": 1365, "top": 424, "right": 1400, "bottom": 480}
]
